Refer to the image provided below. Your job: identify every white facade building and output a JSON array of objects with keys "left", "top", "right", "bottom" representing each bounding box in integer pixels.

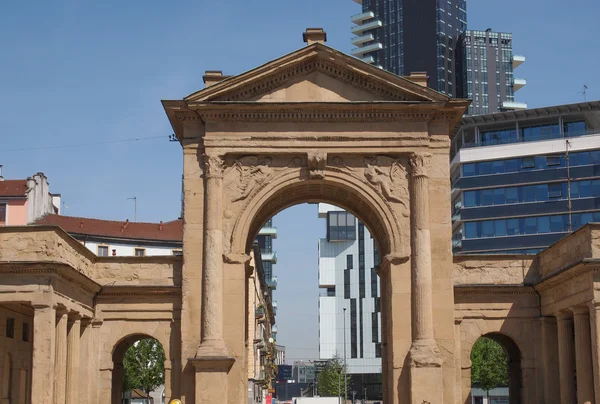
[{"left": 318, "top": 204, "right": 382, "bottom": 397}]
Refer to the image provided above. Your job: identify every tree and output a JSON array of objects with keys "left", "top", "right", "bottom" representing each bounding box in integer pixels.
[
  {"left": 123, "top": 338, "right": 166, "bottom": 398},
  {"left": 470, "top": 337, "right": 509, "bottom": 399},
  {"left": 316, "top": 355, "right": 350, "bottom": 398}
]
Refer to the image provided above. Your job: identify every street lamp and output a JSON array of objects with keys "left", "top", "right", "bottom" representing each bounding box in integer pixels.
[{"left": 343, "top": 307, "right": 347, "bottom": 404}]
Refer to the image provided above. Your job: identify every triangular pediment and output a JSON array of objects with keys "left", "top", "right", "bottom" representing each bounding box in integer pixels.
[{"left": 185, "top": 44, "right": 449, "bottom": 104}]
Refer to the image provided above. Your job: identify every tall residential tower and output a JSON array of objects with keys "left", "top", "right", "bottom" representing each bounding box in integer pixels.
[{"left": 351, "top": 0, "right": 467, "bottom": 96}]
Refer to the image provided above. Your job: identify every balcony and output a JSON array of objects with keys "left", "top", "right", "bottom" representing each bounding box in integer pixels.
[
  {"left": 272, "top": 301, "right": 278, "bottom": 315},
  {"left": 351, "top": 19, "right": 382, "bottom": 36},
  {"left": 258, "top": 226, "right": 277, "bottom": 238},
  {"left": 261, "top": 251, "right": 278, "bottom": 263},
  {"left": 512, "top": 55, "right": 526, "bottom": 69},
  {"left": 501, "top": 101, "right": 528, "bottom": 110},
  {"left": 514, "top": 78, "right": 527, "bottom": 92},
  {"left": 351, "top": 11, "right": 375, "bottom": 24},
  {"left": 266, "top": 276, "right": 278, "bottom": 290},
  {"left": 351, "top": 42, "right": 383, "bottom": 57},
  {"left": 358, "top": 55, "right": 375, "bottom": 64},
  {"left": 351, "top": 33, "right": 374, "bottom": 46}
]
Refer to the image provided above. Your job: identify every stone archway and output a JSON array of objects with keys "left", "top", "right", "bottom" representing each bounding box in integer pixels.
[
  {"left": 110, "top": 334, "right": 167, "bottom": 404},
  {"left": 163, "top": 29, "right": 468, "bottom": 404}
]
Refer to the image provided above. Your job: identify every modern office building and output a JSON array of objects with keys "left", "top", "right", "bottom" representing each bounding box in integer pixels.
[
  {"left": 451, "top": 100, "right": 600, "bottom": 254},
  {"left": 350, "top": 0, "right": 467, "bottom": 96},
  {"left": 256, "top": 218, "right": 278, "bottom": 293},
  {"left": 317, "top": 203, "right": 383, "bottom": 399},
  {"left": 457, "top": 29, "right": 527, "bottom": 115}
]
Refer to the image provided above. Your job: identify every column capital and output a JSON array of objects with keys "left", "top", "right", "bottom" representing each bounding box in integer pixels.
[
  {"left": 31, "top": 303, "right": 53, "bottom": 310},
  {"left": 556, "top": 310, "right": 574, "bottom": 320},
  {"left": 203, "top": 154, "right": 224, "bottom": 178},
  {"left": 572, "top": 305, "right": 591, "bottom": 316},
  {"left": 68, "top": 311, "right": 83, "bottom": 322},
  {"left": 56, "top": 305, "right": 70, "bottom": 316},
  {"left": 410, "top": 153, "right": 433, "bottom": 178}
]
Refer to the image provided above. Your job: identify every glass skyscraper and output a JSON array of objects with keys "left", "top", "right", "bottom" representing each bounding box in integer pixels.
[
  {"left": 457, "top": 29, "right": 527, "bottom": 115},
  {"left": 351, "top": 0, "right": 466, "bottom": 96}
]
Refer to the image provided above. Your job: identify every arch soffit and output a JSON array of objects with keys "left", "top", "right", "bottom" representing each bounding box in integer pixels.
[
  {"left": 461, "top": 320, "right": 526, "bottom": 363},
  {"left": 107, "top": 326, "right": 171, "bottom": 364},
  {"left": 229, "top": 167, "right": 405, "bottom": 258}
]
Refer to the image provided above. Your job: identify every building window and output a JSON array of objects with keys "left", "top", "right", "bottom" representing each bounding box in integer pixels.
[
  {"left": 134, "top": 248, "right": 145, "bottom": 257},
  {"left": 327, "top": 212, "right": 356, "bottom": 241},
  {"left": 6, "top": 318, "right": 14, "bottom": 338},
  {"left": 375, "top": 342, "right": 382, "bottom": 358},
  {"left": 0, "top": 204, "right": 6, "bottom": 225},
  {"left": 372, "top": 312, "right": 379, "bottom": 343},
  {"left": 172, "top": 250, "right": 183, "bottom": 256},
  {"left": 344, "top": 270, "right": 351, "bottom": 299},
  {"left": 97, "top": 246, "right": 109, "bottom": 257},
  {"left": 350, "top": 299, "right": 357, "bottom": 359},
  {"left": 22, "top": 322, "right": 29, "bottom": 342},
  {"left": 346, "top": 254, "right": 353, "bottom": 270},
  {"left": 548, "top": 183, "right": 562, "bottom": 198}
]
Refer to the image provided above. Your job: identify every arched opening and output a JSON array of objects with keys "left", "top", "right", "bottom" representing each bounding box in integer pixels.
[
  {"left": 239, "top": 186, "right": 395, "bottom": 403},
  {"left": 1, "top": 353, "right": 12, "bottom": 404},
  {"left": 470, "top": 333, "right": 521, "bottom": 404},
  {"left": 111, "top": 335, "right": 166, "bottom": 404}
]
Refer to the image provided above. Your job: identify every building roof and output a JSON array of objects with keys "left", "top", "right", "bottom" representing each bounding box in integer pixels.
[
  {"left": 0, "top": 180, "right": 28, "bottom": 197},
  {"left": 34, "top": 214, "right": 183, "bottom": 242}
]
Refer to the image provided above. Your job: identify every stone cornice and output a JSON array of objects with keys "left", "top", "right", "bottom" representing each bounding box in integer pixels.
[
  {"left": 97, "top": 285, "right": 182, "bottom": 298},
  {"left": 0, "top": 261, "right": 101, "bottom": 294},
  {"left": 534, "top": 259, "right": 600, "bottom": 292},
  {"left": 189, "top": 102, "right": 441, "bottom": 124},
  {"left": 454, "top": 284, "right": 537, "bottom": 296}
]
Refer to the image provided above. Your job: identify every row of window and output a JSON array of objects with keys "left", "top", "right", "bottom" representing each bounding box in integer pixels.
[
  {"left": 475, "top": 121, "right": 587, "bottom": 147},
  {"left": 461, "top": 212, "right": 600, "bottom": 239},
  {"left": 96, "top": 245, "right": 182, "bottom": 257},
  {"left": 5, "top": 318, "right": 29, "bottom": 342},
  {"left": 327, "top": 211, "right": 357, "bottom": 241},
  {"left": 462, "top": 149, "right": 600, "bottom": 178},
  {"left": 462, "top": 179, "right": 600, "bottom": 208}
]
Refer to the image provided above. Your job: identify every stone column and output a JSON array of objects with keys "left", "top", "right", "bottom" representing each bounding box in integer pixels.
[
  {"left": 54, "top": 308, "right": 68, "bottom": 404},
  {"left": 556, "top": 311, "right": 576, "bottom": 404},
  {"left": 588, "top": 302, "right": 600, "bottom": 404},
  {"left": 572, "top": 306, "right": 594, "bottom": 404},
  {"left": 65, "top": 313, "right": 81, "bottom": 404},
  {"left": 408, "top": 153, "right": 442, "bottom": 404},
  {"left": 196, "top": 154, "right": 228, "bottom": 357},
  {"left": 540, "top": 317, "right": 560, "bottom": 404},
  {"left": 31, "top": 304, "right": 56, "bottom": 404}
]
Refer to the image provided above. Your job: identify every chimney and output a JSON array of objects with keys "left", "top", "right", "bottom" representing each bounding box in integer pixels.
[
  {"left": 0, "top": 165, "right": 3, "bottom": 181},
  {"left": 408, "top": 72, "right": 429, "bottom": 88},
  {"left": 79, "top": 221, "right": 84, "bottom": 229},
  {"left": 159, "top": 221, "right": 164, "bottom": 231},
  {"left": 203, "top": 70, "right": 230, "bottom": 87},
  {"left": 303, "top": 28, "right": 327, "bottom": 46}
]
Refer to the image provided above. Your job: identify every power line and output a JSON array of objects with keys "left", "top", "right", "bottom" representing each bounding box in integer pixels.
[{"left": 0, "top": 134, "right": 170, "bottom": 152}]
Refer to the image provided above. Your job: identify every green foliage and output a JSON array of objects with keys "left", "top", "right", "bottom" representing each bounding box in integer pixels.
[
  {"left": 316, "top": 355, "right": 350, "bottom": 397},
  {"left": 123, "top": 338, "right": 166, "bottom": 395},
  {"left": 470, "top": 337, "right": 509, "bottom": 394}
]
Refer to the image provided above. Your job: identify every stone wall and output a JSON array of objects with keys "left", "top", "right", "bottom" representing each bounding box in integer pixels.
[{"left": 453, "top": 255, "right": 537, "bottom": 285}]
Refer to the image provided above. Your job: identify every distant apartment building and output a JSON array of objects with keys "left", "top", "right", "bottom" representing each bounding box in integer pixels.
[
  {"left": 35, "top": 215, "right": 183, "bottom": 256},
  {"left": 248, "top": 244, "right": 278, "bottom": 404},
  {"left": 317, "top": 203, "right": 382, "bottom": 400},
  {"left": 350, "top": 0, "right": 467, "bottom": 96},
  {"left": 0, "top": 171, "right": 61, "bottom": 226},
  {"left": 451, "top": 100, "right": 600, "bottom": 254},
  {"left": 256, "top": 218, "right": 278, "bottom": 293},
  {"left": 457, "top": 29, "right": 527, "bottom": 115}
]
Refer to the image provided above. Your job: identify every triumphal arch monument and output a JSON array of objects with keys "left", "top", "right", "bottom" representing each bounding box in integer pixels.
[{"left": 3, "top": 28, "right": 600, "bottom": 404}]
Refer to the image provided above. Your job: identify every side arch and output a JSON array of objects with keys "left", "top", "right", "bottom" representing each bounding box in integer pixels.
[{"left": 229, "top": 168, "right": 407, "bottom": 257}]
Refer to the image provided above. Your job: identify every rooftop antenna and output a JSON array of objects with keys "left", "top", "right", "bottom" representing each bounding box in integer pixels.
[
  {"left": 127, "top": 197, "right": 137, "bottom": 222},
  {"left": 578, "top": 84, "right": 588, "bottom": 102}
]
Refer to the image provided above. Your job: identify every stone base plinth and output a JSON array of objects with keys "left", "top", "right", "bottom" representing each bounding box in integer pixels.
[
  {"left": 190, "top": 356, "right": 235, "bottom": 404},
  {"left": 409, "top": 366, "right": 444, "bottom": 404}
]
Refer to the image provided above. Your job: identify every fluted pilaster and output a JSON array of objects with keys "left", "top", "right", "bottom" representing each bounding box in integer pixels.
[
  {"left": 556, "top": 311, "right": 576, "bottom": 404},
  {"left": 572, "top": 306, "right": 594, "bottom": 404},
  {"left": 54, "top": 308, "right": 68, "bottom": 404}
]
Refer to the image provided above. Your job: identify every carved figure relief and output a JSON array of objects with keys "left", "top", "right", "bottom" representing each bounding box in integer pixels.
[
  {"left": 363, "top": 156, "right": 409, "bottom": 216},
  {"left": 229, "top": 156, "right": 273, "bottom": 203}
]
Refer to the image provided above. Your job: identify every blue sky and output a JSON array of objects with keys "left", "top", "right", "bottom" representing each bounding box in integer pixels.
[{"left": 1, "top": 0, "right": 598, "bottom": 362}]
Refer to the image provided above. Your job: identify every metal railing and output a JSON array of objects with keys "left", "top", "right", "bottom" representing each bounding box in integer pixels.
[{"left": 461, "top": 129, "right": 599, "bottom": 149}]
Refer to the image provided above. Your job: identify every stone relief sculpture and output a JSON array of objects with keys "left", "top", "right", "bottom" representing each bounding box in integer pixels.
[
  {"left": 307, "top": 152, "right": 327, "bottom": 179},
  {"left": 227, "top": 156, "right": 273, "bottom": 203},
  {"left": 363, "top": 156, "right": 409, "bottom": 215}
]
